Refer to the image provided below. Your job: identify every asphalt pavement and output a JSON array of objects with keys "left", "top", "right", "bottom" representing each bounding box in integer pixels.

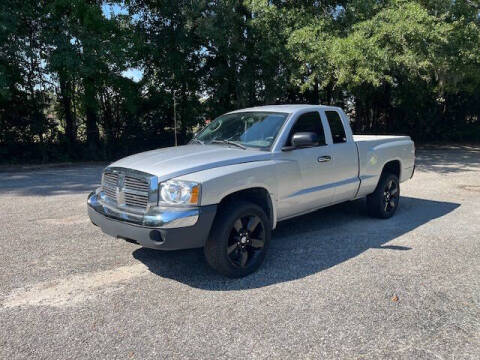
[{"left": 0, "top": 146, "right": 479, "bottom": 359}]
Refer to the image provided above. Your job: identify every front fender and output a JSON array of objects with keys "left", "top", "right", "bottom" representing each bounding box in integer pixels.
[{"left": 174, "top": 160, "right": 283, "bottom": 226}]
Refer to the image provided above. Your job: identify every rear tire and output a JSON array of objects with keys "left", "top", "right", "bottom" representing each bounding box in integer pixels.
[
  {"left": 204, "top": 200, "right": 271, "bottom": 278},
  {"left": 367, "top": 172, "right": 400, "bottom": 219}
]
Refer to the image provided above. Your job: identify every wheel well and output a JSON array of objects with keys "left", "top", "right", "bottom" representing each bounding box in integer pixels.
[
  {"left": 218, "top": 188, "right": 274, "bottom": 227},
  {"left": 382, "top": 160, "right": 401, "bottom": 178}
]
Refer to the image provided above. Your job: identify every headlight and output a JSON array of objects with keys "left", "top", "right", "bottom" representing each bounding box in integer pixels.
[{"left": 159, "top": 180, "right": 200, "bottom": 206}]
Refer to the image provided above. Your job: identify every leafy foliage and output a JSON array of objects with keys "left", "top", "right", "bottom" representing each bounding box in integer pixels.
[{"left": 1, "top": 0, "right": 479, "bottom": 163}]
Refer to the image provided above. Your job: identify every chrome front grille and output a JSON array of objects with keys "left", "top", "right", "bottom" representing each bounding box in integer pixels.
[
  {"left": 124, "top": 192, "right": 148, "bottom": 208},
  {"left": 124, "top": 176, "right": 149, "bottom": 192},
  {"left": 103, "top": 173, "right": 118, "bottom": 200},
  {"left": 101, "top": 168, "right": 156, "bottom": 210}
]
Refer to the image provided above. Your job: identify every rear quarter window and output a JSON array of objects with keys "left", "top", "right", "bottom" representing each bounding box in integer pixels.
[{"left": 325, "top": 111, "right": 347, "bottom": 144}]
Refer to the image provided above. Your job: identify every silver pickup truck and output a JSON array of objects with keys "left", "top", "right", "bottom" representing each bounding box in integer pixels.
[{"left": 88, "top": 105, "right": 415, "bottom": 277}]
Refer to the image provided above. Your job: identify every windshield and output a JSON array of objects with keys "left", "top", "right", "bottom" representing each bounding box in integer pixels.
[{"left": 194, "top": 112, "right": 288, "bottom": 149}]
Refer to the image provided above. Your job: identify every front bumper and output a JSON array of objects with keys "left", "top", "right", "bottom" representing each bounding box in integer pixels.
[{"left": 87, "top": 192, "right": 217, "bottom": 250}]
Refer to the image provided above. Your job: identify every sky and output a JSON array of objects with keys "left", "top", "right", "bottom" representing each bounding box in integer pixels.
[{"left": 101, "top": 3, "right": 128, "bottom": 19}]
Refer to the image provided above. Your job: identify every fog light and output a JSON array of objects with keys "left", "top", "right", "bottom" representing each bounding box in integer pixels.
[{"left": 149, "top": 230, "right": 163, "bottom": 242}]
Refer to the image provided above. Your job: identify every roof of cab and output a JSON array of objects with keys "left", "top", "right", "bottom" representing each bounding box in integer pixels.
[{"left": 227, "top": 104, "right": 330, "bottom": 114}]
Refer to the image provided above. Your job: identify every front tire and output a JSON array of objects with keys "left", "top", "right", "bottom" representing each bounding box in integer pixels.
[
  {"left": 367, "top": 172, "right": 400, "bottom": 219},
  {"left": 204, "top": 200, "right": 271, "bottom": 278}
]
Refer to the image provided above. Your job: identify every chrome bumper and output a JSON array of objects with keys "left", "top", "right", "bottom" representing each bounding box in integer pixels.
[
  {"left": 87, "top": 191, "right": 217, "bottom": 250},
  {"left": 87, "top": 190, "right": 199, "bottom": 228}
]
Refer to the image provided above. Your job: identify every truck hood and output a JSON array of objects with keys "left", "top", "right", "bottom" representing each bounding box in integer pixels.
[{"left": 108, "top": 144, "right": 272, "bottom": 182}]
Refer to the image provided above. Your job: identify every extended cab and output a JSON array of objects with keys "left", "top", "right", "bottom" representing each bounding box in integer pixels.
[{"left": 88, "top": 105, "right": 415, "bottom": 277}]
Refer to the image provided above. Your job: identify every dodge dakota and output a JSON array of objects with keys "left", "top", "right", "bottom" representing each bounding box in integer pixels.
[{"left": 88, "top": 105, "right": 415, "bottom": 277}]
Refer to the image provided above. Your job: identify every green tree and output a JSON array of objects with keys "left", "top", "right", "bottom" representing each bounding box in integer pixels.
[
  {"left": 127, "top": 0, "right": 205, "bottom": 142},
  {"left": 1, "top": 0, "right": 480, "bottom": 164}
]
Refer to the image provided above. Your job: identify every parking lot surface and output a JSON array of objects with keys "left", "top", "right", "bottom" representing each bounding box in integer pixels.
[{"left": 1, "top": 146, "right": 479, "bottom": 359}]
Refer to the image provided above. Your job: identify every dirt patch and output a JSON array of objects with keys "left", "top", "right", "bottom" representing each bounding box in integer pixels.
[
  {"left": 36, "top": 215, "right": 89, "bottom": 225},
  {"left": 2, "top": 264, "right": 149, "bottom": 308},
  {"left": 458, "top": 185, "right": 480, "bottom": 192}
]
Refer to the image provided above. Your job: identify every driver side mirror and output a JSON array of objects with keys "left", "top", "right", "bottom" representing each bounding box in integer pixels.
[
  {"left": 290, "top": 132, "right": 319, "bottom": 149},
  {"left": 282, "top": 132, "right": 319, "bottom": 151}
]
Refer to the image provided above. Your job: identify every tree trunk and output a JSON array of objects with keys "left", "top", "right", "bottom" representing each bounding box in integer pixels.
[
  {"left": 101, "top": 90, "right": 114, "bottom": 159},
  {"left": 59, "top": 74, "right": 76, "bottom": 154},
  {"left": 83, "top": 78, "right": 100, "bottom": 158}
]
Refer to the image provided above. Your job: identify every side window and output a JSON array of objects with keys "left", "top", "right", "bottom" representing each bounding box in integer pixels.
[
  {"left": 287, "top": 111, "right": 326, "bottom": 146},
  {"left": 325, "top": 111, "right": 347, "bottom": 144}
]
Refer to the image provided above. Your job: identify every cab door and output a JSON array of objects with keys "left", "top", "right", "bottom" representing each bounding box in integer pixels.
[
  {"left": 320, "top": 109, "right": 359, "bottom": 202},
  {"left": 276, "top": 111, "right": 336, "bottom": 219}
]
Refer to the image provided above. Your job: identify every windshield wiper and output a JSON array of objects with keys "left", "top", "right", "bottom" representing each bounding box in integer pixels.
[
  {"left": 190, "top": 138, "right": 204, "bottom": 145},
  {"left": 211, "top": 139, "right": 247, "bottom": 150}
]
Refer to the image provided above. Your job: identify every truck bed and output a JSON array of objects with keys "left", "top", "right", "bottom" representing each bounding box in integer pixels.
[{"left": 353, "top": 134, "right": 415, "bottom": 199}]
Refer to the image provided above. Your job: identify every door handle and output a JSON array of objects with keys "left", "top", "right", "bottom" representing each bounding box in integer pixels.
[{"left": 317, "top": 155, "right": 332, "bottom": 163}]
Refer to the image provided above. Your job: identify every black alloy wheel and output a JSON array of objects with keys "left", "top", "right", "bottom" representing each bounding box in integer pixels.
[
  {"left": 204, "top": 200, "right": 271, "bottom": 277},
  {"left": 227, "top": 214, "right": 266, "bottom": 268},
  {"left": 367, "top": 172, "right": 400, "bottom": 219},
  {"left": 382, "top": 178, "right": 399, "bottom": 215}
]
